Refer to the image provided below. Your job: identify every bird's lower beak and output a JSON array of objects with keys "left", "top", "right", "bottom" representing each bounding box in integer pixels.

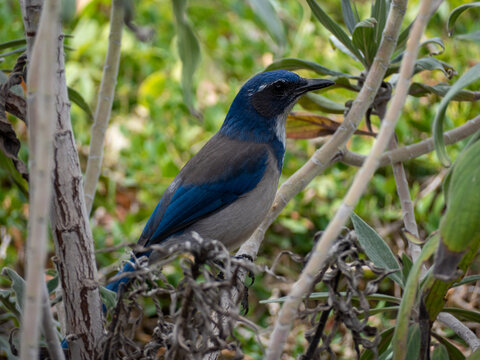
[{"left": 295, "top": 78, "right": 335, "bottom": 96}]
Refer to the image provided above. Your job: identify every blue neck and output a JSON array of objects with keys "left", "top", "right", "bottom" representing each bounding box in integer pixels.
[{"left": 219, "top": 96, "right": 285, "bottom": 170}]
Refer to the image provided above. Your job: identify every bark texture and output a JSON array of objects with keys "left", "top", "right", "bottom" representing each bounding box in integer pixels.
[{"left": 19, "top": 0, "right": 104, "bottom": 358}]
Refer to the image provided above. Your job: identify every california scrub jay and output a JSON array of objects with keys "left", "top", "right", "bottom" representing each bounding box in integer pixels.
[{"left": 106, "top": 70, "right": 334, "bottom": 292}]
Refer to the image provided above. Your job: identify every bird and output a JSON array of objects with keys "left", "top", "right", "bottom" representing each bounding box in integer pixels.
[{"left": 106, "top": 70, "right": 335, "bottom": 292}]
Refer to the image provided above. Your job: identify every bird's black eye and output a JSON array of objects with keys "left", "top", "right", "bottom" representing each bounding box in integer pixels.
[{"left": 271, "top": 80, "right": 287, "bottom": 96}]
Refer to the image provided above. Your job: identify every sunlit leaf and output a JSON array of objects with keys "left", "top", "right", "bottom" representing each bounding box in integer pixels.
[
  {"left": 448, "top": 2, "right": 480, "bottom": 36},
  {"left": 341, "top": 0, "right": 357, "bottom": 34},
  {"left": 351, "top": 212, "right": 403, "bottom": 286},
  {"left": 265, "top": 57, "right": 352, "bottom": 78},
  {"left": 433, "top": 63, "right": 480, "bottom": 166},
  {"left": 352, "top": 18, "right": 378, "bottom": 67},
  {"left": 172, "top": 0, "right": 201, "bottom": 116},
  {"left": 247, "top": 0, "right": 286, "bottom": 49},
  {"left": 68, "top": 86, "right": 93, "bottom": 120},
  {"left": 306, "top": 0, "right": 365, "bottom": 64},
  {"left": 287, "top": 111, "right": 374, "bottom": 139}
]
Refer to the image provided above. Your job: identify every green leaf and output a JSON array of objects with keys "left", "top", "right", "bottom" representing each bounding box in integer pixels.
[
  {"left": 414, "top": 57, "right": 455, "bottom": 78},
  {"left": 68, "top": 86, "right": 93, "bottom": 120},
  {"left": 361, "top": 327, "right": 394, "bottom": 360},
  {"left": 421, "top": 37, "right": 445, "bottom": 56},
  {"left": 448, "top": 2, "right": 480, "bottom": 36},
  {"left": 401, "top": 253, "right": 413, "bottom": 285},
  {"left": 100, "top": 286, "right": 117, "bottom": 310},
  {"left": 453, "top": 274, "right": 480, "bottom": 287},
  {"left": 329, "top": 34, "right": 359, "bottom": 61},
  {"left": 247, "top": 0, "right": 286, "bottom": 48},
  {"left": 299, "top": 93, "right": 346, "bottom": 114},
  {"left": 0, "top": 151, "right": 28, "bottom": 196},
  {"left": 265, "top": 57, "right": 352, "bottom": 78},
  {"left": 443, "top": 307, "right": 480, "bottom": 323},
  {"left": 0, "top": 47, "right": 27, "bottom": 59},
  {"left": 341, "top": 0, "right": 357, "bottom": 34},
  {"left": 409, "top": 82, "right": 480, "bottom": 102},
  {"left": 469, "top": 348, "right": 480, "bottom": 360},
  {"left": 351, "top": 212, "right": 403, "bottom": 286},
  {"left": 394, "top": 22, "right": 413, "bottom": 57},
  {"left": 1, "top": 268, "right": 26, "bottom": 312},
  {"left": 371, "top": 0, "right": 388, "bottom": 46},
  {"left": 392, "top": 235, "right": 439, "bottom": 359},
  {"left": 352, "top": 18, "right": 378, "bottom": 67},
  {"left": 306, "top": 0, "right": 365, "bottom": 64},
  {"left": 432, "top": 344, "right": 449, "bottom": 360},
  {"left": 433, "top": 63, "right": 480, "bottom": 166},
  {"left": 455, "top": 31, "right": 480, "bottom": 42},
  {"left": 405, "top": 324, "right": 421, "bottom": 360},
  {"left": 261, "top": 291, "right": 401, "bottom": 304},
  {"left": 172, "top": 0, "right": 201, "bottom": 116},
  {"left": 432, "top": 333, "right": 466, "bottom": 360},
  {"left": 0, "top": 289, "right": 21, "bottom": 321},
  {"left": 0, "top": 38, "right": 26, "bottom": 51},
  {"left": 387, "top": 57, "right": 455, "bottom": 78},
  {"left": 47, "top": 275, "right": 59, "bottom": 294}
]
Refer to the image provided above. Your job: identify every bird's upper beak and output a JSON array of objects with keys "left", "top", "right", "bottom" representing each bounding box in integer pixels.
[{"left": 294, "top": 78, "right": 335, "bottom": 96}]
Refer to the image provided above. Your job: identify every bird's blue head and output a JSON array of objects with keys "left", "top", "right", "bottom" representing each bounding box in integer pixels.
[{"left": 220, "top": 70, "right": 334, "bottom": 149}]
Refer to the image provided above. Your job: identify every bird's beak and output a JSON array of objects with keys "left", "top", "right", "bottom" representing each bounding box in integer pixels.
[{"left": 295, "top": 78, "right": 335, "bottom": 96}]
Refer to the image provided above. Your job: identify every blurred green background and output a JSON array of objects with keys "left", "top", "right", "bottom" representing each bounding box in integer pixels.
[{"left": 1, "top": 0, "right": 480, "bottom": 357}]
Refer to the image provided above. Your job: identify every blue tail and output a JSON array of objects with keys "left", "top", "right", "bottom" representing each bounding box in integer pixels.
[{"left": 105, "top": 259, "right": 137, "bottom": 293}]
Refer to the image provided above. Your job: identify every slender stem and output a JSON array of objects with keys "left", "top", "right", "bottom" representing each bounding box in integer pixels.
[
  {"left": 84, "top": 0, "right": 124, "bottom": 215},
  {"left": 265, "top": 0, "right": 437, "bottom": 356},
  {"left": 341, "top": 114, "right": 480, "bottom": 167},
  {"left": 437, "top": 312, "right": 480, "bottom": 352},
  {"left": 20, "top": 0, "right": 58, "bottom": 358},
  {"left": 41, "top": 284, "right": 65, "bottom": 360},
  {"left": 388, "top": 136, "right": 422, "bottom": 263}
]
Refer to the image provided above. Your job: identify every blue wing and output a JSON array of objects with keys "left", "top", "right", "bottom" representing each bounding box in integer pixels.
[{"left": 138, "top": 135, "right": 271, "bottom": 248}]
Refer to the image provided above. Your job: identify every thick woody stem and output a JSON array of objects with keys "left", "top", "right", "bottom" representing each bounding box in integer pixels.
[
  {"left": 19, "top": 0, "right": 104, "bottom": 358},
  {"left": 20, "top": 0, "right": 58, "bottom": 358}
]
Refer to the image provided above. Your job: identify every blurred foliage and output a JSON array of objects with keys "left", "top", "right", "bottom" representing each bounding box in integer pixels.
[{"left": 1, "top": 0, "right": 480, "bottom": 358}]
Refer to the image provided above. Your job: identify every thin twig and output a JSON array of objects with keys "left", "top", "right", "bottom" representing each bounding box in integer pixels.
[
  {"left": 84, "top": 0, "right": 124, "bottom": 215},
  {"left": 388, "top": 136, "right": 422, "bottom": 263},
  {"left": 20, "top": 0, "right": 58, "bottom": 357},
  {"left": 41, "top": 284, "right": 65, "bottom": 360},
  {"left": 438, "top": 312, "right": 480, "bottom": 352},
  {"left": 341, "top": 114, "right": 480, "bottom": 167}
]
